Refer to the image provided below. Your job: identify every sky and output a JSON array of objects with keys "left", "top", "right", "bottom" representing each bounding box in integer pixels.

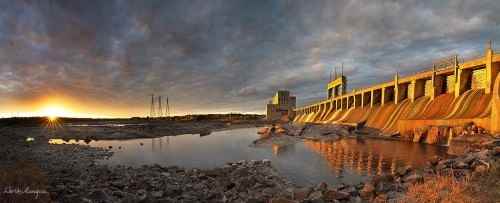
[{"left": 0, "top": 0, "right": 500, "bottom": 118}]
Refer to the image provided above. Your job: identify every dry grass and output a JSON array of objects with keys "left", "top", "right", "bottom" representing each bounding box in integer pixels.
[
  {"left": 399, "top": 160, "right": 500, "bottom": 203},
  {"left": 399, "top": 174, "right": 477, "bottom": 203}
]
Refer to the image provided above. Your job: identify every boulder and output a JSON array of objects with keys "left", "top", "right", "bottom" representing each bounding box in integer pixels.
[
  {"left": 315, "top": 182, "right": 328, "bottom": 192},
  {"left": 360, "top": 183, "right": 375, "bottom": 199},
  {"left": 292, "top": 187, "right": 312, "bottom": 201},
  {"left": 324, "top": 190, "right": 350, "bottom": 201},
  {"left": 308, "top": 190, "right": 324, "bottom": 201}
]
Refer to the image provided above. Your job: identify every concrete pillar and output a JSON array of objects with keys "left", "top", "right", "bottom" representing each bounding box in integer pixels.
[
  {"left": 353, "top": 95, "right": 357, "bottom": 108},
  {"left": 370, "top": 90, "right": 375, "bottom": 107},
  {"left": 485, "top": 43, "right": 499, "bottom": 94},
  {"left": 394, "top": 73, "right": 400, "bottom": 104},
  {"left": 491, "top": 74, "right": 500, "bottom": 135},
  {"left": 453, "top": 55, "right": 473, "bottom": 97},
  {"left": 381, "top": 87, "right": 386, "bottom": 106}
]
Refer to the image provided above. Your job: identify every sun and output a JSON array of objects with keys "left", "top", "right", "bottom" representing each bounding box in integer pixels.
[{"left": 41, "top": 105, "right": 70, "bottom": 119}]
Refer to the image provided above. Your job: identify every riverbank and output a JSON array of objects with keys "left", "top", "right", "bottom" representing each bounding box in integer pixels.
[
  {"left": 253, "top": 122, "right": 500, "bottom": 202},
  {"left": 1, "top": 119, "right": 268, "bottom": 141},
  {"left": 1, "top": 121, "right": 499, "bottom": 202}
]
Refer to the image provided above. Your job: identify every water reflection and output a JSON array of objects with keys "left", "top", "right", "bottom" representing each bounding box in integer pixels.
[
  {"left": 272, "top": 144, "right": 295, "bottom": 156},
  {"left": 303, "top": 138, "right": 451, "bottom": 177}
]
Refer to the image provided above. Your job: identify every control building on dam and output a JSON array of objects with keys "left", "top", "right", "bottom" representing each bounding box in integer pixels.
[{"left": 293, "top": 43, "right": 500, "bottom": 137}]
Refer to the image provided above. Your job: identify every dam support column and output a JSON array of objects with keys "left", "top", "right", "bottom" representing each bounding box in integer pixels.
[
  {"left": 454, "top": 55, "right": 472, "bottom": 97},
  {"left": 381, "top": 87, "right": 386, "bottom": 105},
  {"left": 394, "top": 73, "right": 400, "bottom": 104},
  {"left": 492, "top": 74, "right": 500, "bottom": 135},
  {"left": 370, "top": 90, "right": 375, "bottom": 107},
  {"left": 486, "top": 41, "right": 499, "bottom": 94}
]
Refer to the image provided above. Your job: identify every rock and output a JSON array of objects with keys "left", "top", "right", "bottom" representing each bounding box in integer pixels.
[
  {"left": 292, "top": 187, "right": 312, "bottom": 201},
  {"left": 452, "top": 161, "right": 468, "bottom": 169},
  {"left": 472, "top": 160, "right": 490, "bottom": 173},
  {"left": 371, "top": 174, "right": 394, "bottom": 186},
  {"left": 308, "top": 191, "right": 324, "bottom": 201},
  {"left": 87, "top": 190, "right": 110, "bottom": 202},
  {"left": 494, "top": 147, "right": 500, "bottom": 156},
  {"left": 339, "top": 186, "right": 357, "bottom": 196},
  {"left": 395, "top": 166, "right": 412, "bottom": 176},
  {"left": 324, "top": 190, "right": 350, "bottom": 201},
  {"left": 151, "top": 191, "right": 164, "bottom": 198},
  {"left": 360, "top": 183, "right": 375, "bottom": 199},
  {"left": 403, "top": 173, "right": 424, "bottom": 184},
  {"left": 257, "top": 127, "right": 270, "bottom": 135},
  {"left": 373, "top": 194, "right": 388, "bottom": 203},
  {"left": 315, "top": 182, "right": 328, "bottom": 191}
]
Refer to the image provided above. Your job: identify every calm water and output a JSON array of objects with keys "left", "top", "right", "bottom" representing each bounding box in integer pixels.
[{"left": 49, "top": 128, "right": 456, "bottom": 186}]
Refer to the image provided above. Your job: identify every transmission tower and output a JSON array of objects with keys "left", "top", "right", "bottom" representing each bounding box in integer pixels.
[
  {"left": 158, "top": 96, "right": 163, "bottom": 117},
  {"left": 150, "top": 94, "right": 156, "bottom": 118},
  {"left": 165, "top": 96, "right": 170, "bottom": 117}
]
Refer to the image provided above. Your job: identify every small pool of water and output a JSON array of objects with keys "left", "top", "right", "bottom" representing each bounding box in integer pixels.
[{"left": 49, "top": 128, "right": 459, "bottom": 186}]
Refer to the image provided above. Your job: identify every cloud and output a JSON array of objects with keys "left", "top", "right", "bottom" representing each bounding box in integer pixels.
[{"left": 0, "top": 0, "right": 499, "bottom": 116}]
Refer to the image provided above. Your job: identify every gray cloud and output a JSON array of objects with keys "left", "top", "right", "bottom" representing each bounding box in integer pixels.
[{"left": 0, "top": 0, "right": 499, "bottom": 116}]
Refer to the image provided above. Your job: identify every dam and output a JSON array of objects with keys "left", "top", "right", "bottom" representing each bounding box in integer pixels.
[{"left": 293, "top": 43, "right": 500, "bottom": 138}]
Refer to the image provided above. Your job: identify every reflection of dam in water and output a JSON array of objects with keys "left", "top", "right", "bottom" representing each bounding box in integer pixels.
[{"left": 303, "top": 138, "right": 454, "bottom": 177}]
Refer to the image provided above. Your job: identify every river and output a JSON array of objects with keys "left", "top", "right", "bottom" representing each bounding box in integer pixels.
[{"left": 49, "top": 127, "right": 460, "bottom": 186}]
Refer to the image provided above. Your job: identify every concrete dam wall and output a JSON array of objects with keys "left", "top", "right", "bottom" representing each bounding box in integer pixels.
[{"left": 293, "top": 45, "right": 500, "bottom": 137}]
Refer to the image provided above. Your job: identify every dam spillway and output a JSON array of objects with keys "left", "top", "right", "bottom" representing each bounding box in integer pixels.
[{"left": 293, "top": 44, "right": 500, "bottom": 137}]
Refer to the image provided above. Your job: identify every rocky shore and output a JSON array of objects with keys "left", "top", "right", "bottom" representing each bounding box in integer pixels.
[{"left": 1, "top": 121, "right": 499, "bottom": 202}]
